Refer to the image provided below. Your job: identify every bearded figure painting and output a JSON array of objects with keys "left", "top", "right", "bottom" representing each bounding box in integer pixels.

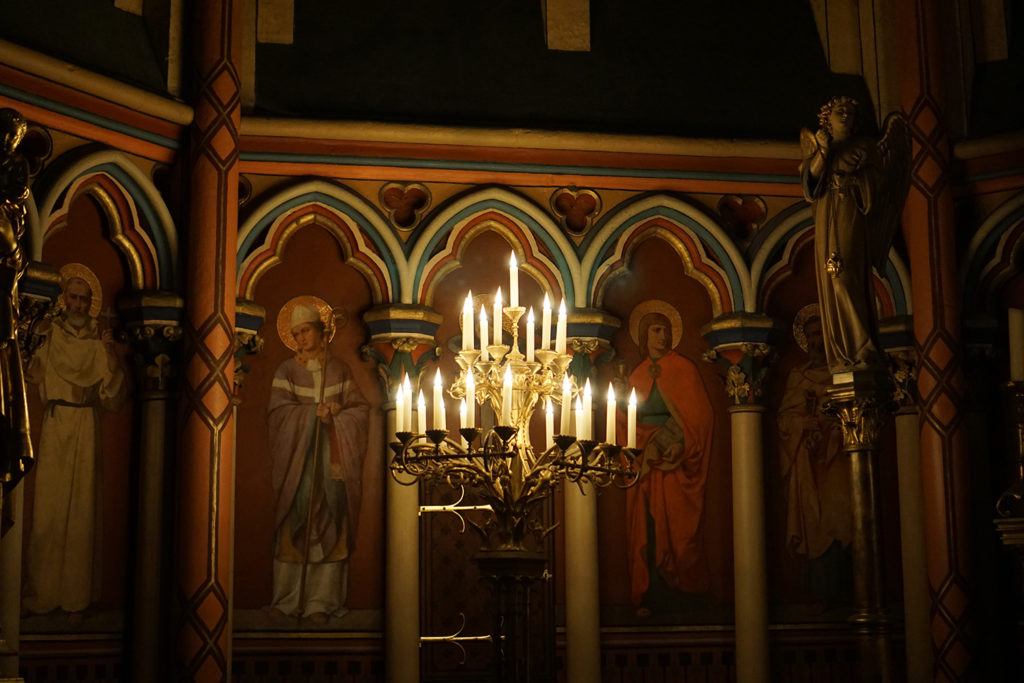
[
  {"left": 624, "top": 300, "right": 714, "bottom": 614},
  {"left": 267, "top": 297, "right": 369, "bottom": 624}
]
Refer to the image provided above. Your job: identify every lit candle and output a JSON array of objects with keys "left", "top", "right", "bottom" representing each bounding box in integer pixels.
[
  {"left": 462, "top": 291, "right": 474, "bottom": 351},
  {"left": 575, "top": 396, "right": 583, "bottom": 439},
  {"left": 493, "top": 287, "right": 503, "bottom": 344},
  {"left": 403, "top": 375, "right": 412, "bottom": 432},
  {"left": 526, "top": 308, "right": 535, "bottom": 362},
  {"left": 542, "top": 293, "right": 552, "bottom": 350},
  {"left": 556, "top": 298, "right": 567, "bottom": 354},
  {"left": 417, "top": 389, "right": 427, "bottom": 435},
  {"left": 606, "top": 383, "right": 616, "bottom": 444},
  {"left": 582, "top": 378, "right": 592, "bottom": 439},
  {"left": 459, "top": 397, "right": 467, "bottom": 430},
  {"left": 433, "top": 369, "right": 444, "bottom": 430},
  {"left": 627, "top": 388, "right": 637, "bottom": 448},
  {"left": 395, "top": 379, "right": 405, "bottom": 433},
  {"left": 560, "top": 374, "right": 572, "bottom": 435},
  {"left": 465, "top": 372, "right": 476, "bottom": 428},
  {"left": 479, "top": 305, "right": 489, "bottom": 361},
  {"left": 545, "top": 398, "right": 554, "bottom": 450},
  {"left": 509, "top": 252, "right": 519, "bottom": 308},
  {"left": 1011, "top": 308, "right": 1024, "bottom": 381},
  {"left": 501, "top": 365, "right": 513, "bottom": 425}
]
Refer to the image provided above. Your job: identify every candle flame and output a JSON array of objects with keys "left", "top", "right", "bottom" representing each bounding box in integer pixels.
[
  {"left": 629, "top": 387, "right": 637, "bottom": 406},
  {"left": 434, "top": 368, "right": 442, "bottom": 387},
  {"left": 510, "top": 252, "right": 517, "bottom": 268},
  {"left": 607, "top": 382, "right": 615, "bottom": 402}
]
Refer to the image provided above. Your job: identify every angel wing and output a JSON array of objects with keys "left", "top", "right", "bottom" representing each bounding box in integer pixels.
[
  {"left": 799, "top": 128, "right": 818, "bottom": 160},
  {"left": 868, "top": 112, "right": 912, "bottom": 270}
]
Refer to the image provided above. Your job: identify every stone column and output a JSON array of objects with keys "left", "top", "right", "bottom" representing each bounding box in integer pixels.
[
  {"left": 823, "top": 371, "right": 895, "bottom": 683},
  {"left": 176, "top": 1, "right": 242, "bottom": 680},
  {"left": 702, "top": 313, "right": 779, "bottom": 683},
  {"left": 363, "top": 304, "right": 443, "bottom": 683},
  {"left": 118, "top": 292, "right": 185, "bottom": 683},
  {"left": 882, "top": 318, "right": 933, "bottom": 683},
  {"left": 564, "top": 309, "right": 621, "bottom": 683},
  {"left": 899, "top": 1, "right": 974, "bottom": 679}
]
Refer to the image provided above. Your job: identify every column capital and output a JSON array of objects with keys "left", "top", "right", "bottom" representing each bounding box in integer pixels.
[
  {"left": 233, "top": 298, "right": 265, "bottom": 394},
  {"left": 880, "top": 315, "right": 917, "bottom": 411},
  {"left": 361, "top": 304, "right": 442, "bottom": 393},
  {"left": 17, "top": 261, "right": 61, "bottom": 364},
  {"left": 700, "top": 313, "right": 782, "bottom": 406},
  {"left": 117, "top": 290, "right": 184, "bottom": 395},
  {"left": 823, "top": 370, "right": 896, "bottom": 452}
]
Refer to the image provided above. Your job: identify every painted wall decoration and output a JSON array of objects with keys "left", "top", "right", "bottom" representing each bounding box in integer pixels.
[
  {"left": 596, "top": 234, "right": 733, "bottom": 625},
  {"left": 22, "top": 191, "right": 135, "bottom": 633},
  {"left": 234, "top": 222, "right": 385, "bottom": 632},
  {"left": 775, "top": 304, "right": 851, "bottom": 612},
  {"left": 266, "top": 296, "right": 369, "bottom": 624}
]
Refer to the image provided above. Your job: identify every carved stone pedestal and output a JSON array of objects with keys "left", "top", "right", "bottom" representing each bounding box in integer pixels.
[
  {"left": 476, "top": 550, "right": 553, "bottom": 683},
  {"left": 824, "top": 369, "right": 895, "bottom": 683}
]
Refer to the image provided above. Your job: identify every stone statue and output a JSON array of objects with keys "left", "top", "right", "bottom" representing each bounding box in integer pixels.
[
  {"left": 0, "top": 108, "right": 33, "bottom": 536},
  {"left": 800, "top": 97, "right": 911, "bottom": 373}
]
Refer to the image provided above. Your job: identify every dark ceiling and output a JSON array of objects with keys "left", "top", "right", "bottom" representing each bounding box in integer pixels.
[{"left": 1, "top": 0, "right": 1021, "bottom": 141}]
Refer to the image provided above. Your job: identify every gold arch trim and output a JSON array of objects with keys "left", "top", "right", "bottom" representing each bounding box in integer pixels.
[{"left": 243, "top": 210, "right": 384, "bottom": 303}]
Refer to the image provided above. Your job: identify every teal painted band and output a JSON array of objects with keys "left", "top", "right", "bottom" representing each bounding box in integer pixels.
[
  {"left": 241, "top": 151, "right": 798, "bottom": 185},
  {"left": 0, "top": 83, "right": 179, "bottom": 150}
]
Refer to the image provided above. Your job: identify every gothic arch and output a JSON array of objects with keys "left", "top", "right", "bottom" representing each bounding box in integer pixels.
[
  {"left": 962, "top": 190, "right": 1024, "bottom": 312},
  {"left": 409, "top": 187, "right": 578, "bottom": 306},
  {"left": 583, "top": 194, "right": 750, "bottom": 316},
  {"left": 35, "top": 149, "right": 178, "bottom": 289},
  {"left": 237, "top": 180, "right": 402, "bottom": 303}
]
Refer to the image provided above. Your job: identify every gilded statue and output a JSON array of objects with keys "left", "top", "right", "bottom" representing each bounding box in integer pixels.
[
  {"left": 0, "top": 108, "right": 34, "bottom": 535},
  {"left": 800, "top": 97, "right": 911, "bottom": 373}
]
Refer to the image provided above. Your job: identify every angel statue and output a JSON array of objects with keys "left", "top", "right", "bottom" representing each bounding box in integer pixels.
[
  {"left": 0, "top": 108, "right": 33, "bottom": 536},
  {"left": 800, "top": 97, "right": 911, "bottom": 374}
]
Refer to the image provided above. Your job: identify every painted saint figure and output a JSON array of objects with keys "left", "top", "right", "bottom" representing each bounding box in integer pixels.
[
  {"left": 24, "top": 265, "right": 126, "bottom": 619},
  {"left": 777, "top": 305, "right": 851, "bottom": 608},
  {"left": 799, "top": 97, "right": 910, "bottom": 372},
  {"left": 267, "top": 300, "right": 368, "bottom": 623},
  {"left": 624, "top": 301, "right": 714, "bottom": 612}
]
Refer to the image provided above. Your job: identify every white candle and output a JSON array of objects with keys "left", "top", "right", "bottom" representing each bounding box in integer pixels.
[
  {"left": 560, "top": 374, "right": 572, "bottom": 435},
  {"left": 575, "top": 396, "right": 583, "bottom": 439},
  {"left": 582, "top": 378, "right": 592, "bottom": 439},
  {"left": 459, "top": 397, "right": 467, "bottom": 430},
  {"left": 545, "top": 398, "right": 554, "bottom": 450},
  {"left": 606, "top": 383, "right": 616, "bottom": 444},
  {"left": 627, "top": 388, "right": 637, "bottom": 448},
  {"left": 403, "top": 376, "right": 412, "bottom": 432},
  {"left": 395, "top": 379, "right": 405, "bottom": 433},
  {"left": 479, "top": 305, "right": 489, "bottom": 361},
  {"left": 465, "top": 372, "right": 476, "bottom": 428},
  {"left": 501, "top": 365, "right": 513, "bottom": 425},
  {"left": 1011, "top": 308, "right": 1024, "bottom": 381},
  {"left": 493, "top": 287, "right": 503, "bottom": 344},
  {"left": 556, "top": 298, "right": 567, "bottom": 354},
  {"left": 526, "top": 308, "right": 535, "bottom": 362},
  {"left": 462, "top": 291, "right": 474, "bottom": 351},
  {"left": 417, "top": 390, "right": 426, "bottom": 435},
  {"left": 509, "top": 252, "right": 519, "bottom": 308},
  {"left": 542, "top": 293, "right": 552, "bottom": 350},
  {"left": 433, "top": 369, "right": 444, "bottom": 429}
]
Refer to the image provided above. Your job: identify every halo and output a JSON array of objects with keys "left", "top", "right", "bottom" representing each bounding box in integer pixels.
[
  {"left": 58, "top": 263, "right": 102, "bottom": 317},
  {"left": 629, "top": 299, "right": 682, "bottom": 349},
  {"left": 276, "top": 295, "right": 344, "bottom": 352},
  {"left": 792, "top": 303, "right": 821, "bottom": 353}
]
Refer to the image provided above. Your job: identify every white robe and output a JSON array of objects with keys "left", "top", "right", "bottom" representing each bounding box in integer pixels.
[{"left": 24, "top": 317, "right": 125, "bottom": 614}]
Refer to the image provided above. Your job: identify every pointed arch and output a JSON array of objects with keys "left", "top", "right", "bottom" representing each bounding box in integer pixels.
[
  {"left": 583, "top": 194, "right": 750, "bottom": 316},
  {"left": 409, "top": 187, "right": 579, "bottom": 306},
  {"left": 35, "top": 149, "right": 177, "bottom": 289},
  {"left": 237, "top": 180, "right": 402, "bottom": 303},
  {"left": 962, "top": 190, "right": 1024, "bottom": 312},
  {"left": 751, "top": 203, "right": 912, "bottom": 316}
]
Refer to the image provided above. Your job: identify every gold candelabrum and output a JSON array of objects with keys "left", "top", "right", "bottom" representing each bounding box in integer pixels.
[{"left": 390, "top": 294, "right": 639, "bottom": 551}]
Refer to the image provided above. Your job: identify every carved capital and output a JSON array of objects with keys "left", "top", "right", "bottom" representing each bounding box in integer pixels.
[
  {"left": 887, "top": 348, "right": 918, "bottom": 409},
  {"left": 823, "top": 394, "right": 890, "bottom": 451},
  {"left": 703, "top": 342, "right": 775, "bottom": 406}
]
